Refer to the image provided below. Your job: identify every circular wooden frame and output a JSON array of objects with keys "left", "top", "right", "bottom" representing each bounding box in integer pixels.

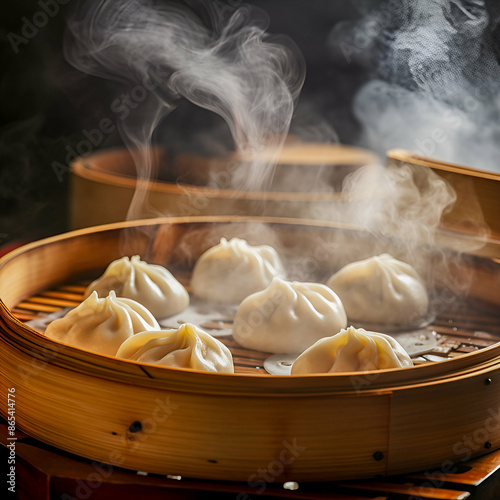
[
  {"left": 1, "top": 216, "right": 500, "bottom": 482},
  {"left": 70, "top": 144, "right": 378, "bottom": 229}
]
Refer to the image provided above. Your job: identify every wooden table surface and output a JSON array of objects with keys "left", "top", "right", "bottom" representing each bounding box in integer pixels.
[{"left": 2, "top": 421, "right": 500, "bottom": 500}]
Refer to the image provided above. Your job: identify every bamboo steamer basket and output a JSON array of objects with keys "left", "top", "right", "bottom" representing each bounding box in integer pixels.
[
  {"left": 387, "top": 149, "right": 500, "bottom": 241},
  {"left": 70, "top": 143, "right": 378, "bottom": 229},
  {"left": 1, "top": 216, "right": 500, "bottom": 483}
]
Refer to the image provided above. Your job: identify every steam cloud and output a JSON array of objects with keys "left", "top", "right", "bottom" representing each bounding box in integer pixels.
[
  {"left": 64, "top": 0, "right": 305, "bottom": 221},
  {"left": 329, "top": 0, "right": 500, "bottom": 172},
  {"left": 64, "top": 0, "right": 486, "bottom": 308},
  {"left": 324, "top": 0, "right": 491, "bottom": 308}
]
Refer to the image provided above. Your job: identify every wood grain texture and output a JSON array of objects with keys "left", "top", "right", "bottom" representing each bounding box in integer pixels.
[
  {"left": 6, "top": 419, "right": 500, "bottom": 499},
  {"left": 1, "top": 217, "right": 500, "bottom": 482},
  {"left": 386, "top": 149, "right": 500, "bottom": 257},
  {"left": 70, "top": 144, "right": 377, "bottom": 229}
]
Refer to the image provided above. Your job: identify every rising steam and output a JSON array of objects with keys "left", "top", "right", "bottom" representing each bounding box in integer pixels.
[
  {"left": 329, "top": 0, "right": 500, "bottom": 172},
  {"left": 64, "top": 0, "right": 305, "bottom": 221},
  {"left": 342, "top": 162, "right": 457, "bottom": 244},
  {"left": 323, "top": 0, "right": 492, "bottom": 307},
  {"left": 61, "top": 0, "right": 492, "bottom": 318}
]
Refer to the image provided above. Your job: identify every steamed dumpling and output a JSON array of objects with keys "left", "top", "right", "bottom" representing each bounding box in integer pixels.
[
  {"left": 232, "top": 278, "right": 347, "bottom": 354},
  {"left": 326, "top": 254, "right": 429, "bottom": 326},
  {"left": 45, "top": 291, "right": 160, "bottom": 356},
  {"left": 291, "top": 326, "right": 413, "bottom": 374},
  {"left": 190, "top": 237, "right": 285, "bottom": 304},
  {"left": 84, "top": 255, "right": 189, "bottom": 319},
  {"left": 116, "top": 323, "right": 234, "bottom": 373}
]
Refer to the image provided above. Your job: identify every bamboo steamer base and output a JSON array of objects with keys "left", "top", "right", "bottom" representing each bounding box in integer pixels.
[
  {"left": 4, "top": 421, "right": 500, "bottom": 500},
  {"left": 1, "top": 216, "right": 500, "bottom": 483}
]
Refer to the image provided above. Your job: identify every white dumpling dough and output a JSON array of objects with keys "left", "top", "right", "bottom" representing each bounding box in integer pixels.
[
  {"left": 232, "top": 278, "right": 347, "bottom": 354},
  {"left": 84, "top": 255, "right": 189, "bottom": 319},
  {"left": 116, "top": 323, "right": 234, "bottom": 373},
  {"left": 326, "top": 254, "right": 429, "bottom": 326},
  {"left": 190, "top": 237, "right": 285, "bottom": 304},
  {"left": 45, "top": 291, "right": 160, "bottom": 356},
  {"left": 291, "top": 326, "right": 413, "bottom": 374}
]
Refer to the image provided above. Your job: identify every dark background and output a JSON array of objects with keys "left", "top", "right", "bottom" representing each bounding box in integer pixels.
[
  {"left": 1, "top": 0, "right": 499, "bottom": 247},
  {"left": 0, "top": 0, "right": 368, "bottom": 247}
]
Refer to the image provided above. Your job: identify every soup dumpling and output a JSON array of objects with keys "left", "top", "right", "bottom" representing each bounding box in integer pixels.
[
  {"left": 327, "top": 254, "right": 429, "bottom": 326},
  {"left": 232, "top": 278, "right": 347, "bottom": 354},
  {"left": 116, "top": 323, "right": 234, "bottom": 373},
  {"left": 45, "top": 291, "right": 160, "bottom": 356},
  {"left": 190, "top": 237, "right": 285, "bottom": 304},
  {"left": 291, "top": 326, "right": 413, "bottom": 374},
  {"left": 84, "top": 255, "right": 189, "bottom": 319}
]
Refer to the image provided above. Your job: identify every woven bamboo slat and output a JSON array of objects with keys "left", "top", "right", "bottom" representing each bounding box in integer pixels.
[{"left": 1, "top": 216, "right": 500, "bottom": 482}]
